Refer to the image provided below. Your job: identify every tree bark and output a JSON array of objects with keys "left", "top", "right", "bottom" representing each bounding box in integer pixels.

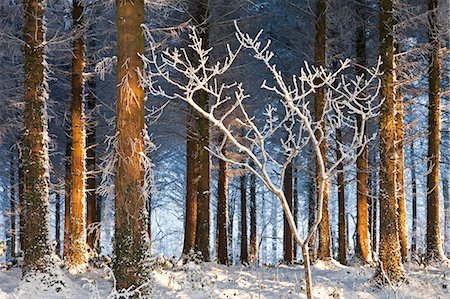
[
  {"left": 64, "top": 133, "right": 71, "bottom": 258},
  {"left": 426, "top": 0, "right": 446, "bottom": 263},
  {"left": 293, "top": 165, "right": 299, "bottom": 261},
  {"left": 376, "top": 0, "right": 404, "bottom": 282},
  {"left": 336, "top": 129, "right": 347, "bottom": 265},
  {"left": 249, "top": 169, "right": 257, "bottom": 264},
  {"left": 283, "top": 163, "right": 294, "bottom": 264},
  {"left": 217, "top": 145, "right": 229, "bottom": 265},
  {"left": 55, "top": 191, "right": 61, "bottom": 257},
  {"left": 410, "top": 141, "right": 418, "bottom": 256},
  {"left": 22, "top": 0, "right": 52, "bottom": 274},
  {"left": 308, "top": 163, "right": 316, "bottom": 261},
  {"left": 240, "top": 173, "right": 248, "bottom": 265},
  {"left": 355, "top": 0, "right": 372, "bottom": 264},
  {"left": 114, "top": 0, "right": 151, "bottom": 292},
  {"left": 86, "top": 23, "right": 99, "bottom": 254},
  {"left": 67, "top": 0, "right": 88, "bottom": 270},
  {"left": 315, "top": 0, "right": 331, "bottom": 261}
]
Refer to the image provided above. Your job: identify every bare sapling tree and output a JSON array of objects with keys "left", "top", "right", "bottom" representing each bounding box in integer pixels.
[{"left": 139, "top": 24, "right": 381, "bottom": 299}]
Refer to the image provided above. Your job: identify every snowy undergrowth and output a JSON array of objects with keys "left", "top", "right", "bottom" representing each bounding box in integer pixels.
[{"left": 0, "top": 260, "right": 448, "bottom": 298}]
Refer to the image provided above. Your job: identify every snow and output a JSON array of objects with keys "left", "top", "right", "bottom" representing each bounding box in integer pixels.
[{"left": 0, "top": 260, "right": 448, "bottom": 298}]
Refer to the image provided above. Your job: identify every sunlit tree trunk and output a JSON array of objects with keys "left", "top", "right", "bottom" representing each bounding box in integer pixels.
[
  {"left": 217, "top": 143, "right": 229, "bottom": 265},
  {"left": 249, "top": 169, "right": 257, "bottom": 264},
  {"left": 315, "top": 0, "right": 331, "bottom": 261},
  {"left": 395, "top": 87, "right": 408, "bottom": 263},
  {"left": 355, "top": 0, "right": 372, "bottom": 264},
  {"left": 67, "top": 0, "right": 88, "bottom": 270},
  {"left": 336, "top": 129, "right": 346, "bottom": 265},
  {"left": 22, "top": 0, "right": 52, "bottom": 274},
  {"left": 86, "top": 23, "right": 99, "bottom": 253},
  {"left": 426, "top": 0, "right": 445, "bottom": 263},
  {"left": 376, "top": 0, "right": 404, "bottom": 282},
  {"left": 283, "top": 163, "right": 293, "bottom": 263},
  {"left": 114, "top": 0, "right": 151, "bottom": 292},
  {"left": 240, "top": 173, "right": 248, "bottom": 265}
]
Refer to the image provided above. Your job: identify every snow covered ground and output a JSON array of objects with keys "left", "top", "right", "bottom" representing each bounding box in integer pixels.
[{"left": 0, "top": 259, "right": 449, "bottom": 298}]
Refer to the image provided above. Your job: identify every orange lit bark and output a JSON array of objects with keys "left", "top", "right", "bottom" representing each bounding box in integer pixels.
[{"left": 67, "top": 0, "right": 88, "bottom": 269}]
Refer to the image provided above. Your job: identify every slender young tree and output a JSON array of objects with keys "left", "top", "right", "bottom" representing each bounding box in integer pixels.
[
  {"left": 426, "top": 0, "right": 446, "bottom": 263},
  {"left": 240, "top": 173, "right": 248, "bottom": 265},
  {"left": 283, "top": 162, "right": 294, "bottom": 263},
  {"left": 336, "top": 128, "right": 346, "bottom": 265},
  {"left": 114, "top": 0, "right": 151, "bottom": 292},
  {"left": 249, "top": 169, "right": 257, "bottom": 264},
  {"left": 22, "top": 0, "right": 52, "bottom": 273},
  {"left": 66, "top": 0, "right": 88, "bottom": 270},
  {"left": 410, "top": 141, "right": 418, "bottom": 256},
  {"left": 217, "top": 141, "right": 229, "bottom": 265},
  {"left": 376, "top": 0, "right": 404, "bottom": 282},
  {"left": 355, "top": 0, "right": 372, "bottom": 264},
  {"left": 315, "top": 0, "right": 332, "bottom": 261}
]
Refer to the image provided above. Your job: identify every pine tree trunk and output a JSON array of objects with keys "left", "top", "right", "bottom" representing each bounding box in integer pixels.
[
  {"left": 228, "top": 191, "right": 235, "bottom": 264},
  {"left": 355, "top": 0, "right": 372, "bottom": 264},
  {"left": 64, "top": 134, "right": 71, "bottom": 258},
  {"left": 315, "top": 0, "right": 331, "bottom": 261},
  {"left": 217, "top": 144, "right": 228, "bottom": 265},
  {"left": 183, "top": 124, "right": 198, "bottom": 257},
  {"left": 376, "top": 0, "right": 404, "bottom": 282},
  {"left": 86, "top": 23, "right": 99, "bottom": 253},
  {"left": 55, "top": 191, "right": 61, "bottom": 257},
  {"left": 240, "top": 173, "right": 248, "bottom": 265},
  {"left": 114, "top": 0, "right": 151, "bottom": 292},
  {"left": 336, "top": 129, "right": 347, "bottom": 265},
  {"left": 283, "top": 163, "right": 293, "bottom": 263},
  {"left": 410, "top": 141, "right": 418, "bottom": 256},
  {"left": 395, "top": 87, "right": 408, "bottom": 263},
  {"left": 67, "top": 0, "right": 88, "bottom": 270},
  {"left": 426, "top": 0, "right": 445, "bottom": 263},
  {"left": 193, "top": 1, "right": 211, "bottom": 262},
  {"left": 22, "top": 0, "right": 52, "bottom": 274},
  {"left": 293, "top": 165, "right": 298, "bottom": 261},
  {"left": 10, "top": 149, "right": 16, "bottom": 259},
  {"left": 249, "top": 170, "right": 257, "bottom": 264}
]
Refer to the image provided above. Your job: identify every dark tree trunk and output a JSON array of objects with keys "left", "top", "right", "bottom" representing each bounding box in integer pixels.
[
  {"left": 336, "top": 129, "right": 346, "bottom": 265},
  {"left": 249, "top": 170, "right": 257, "bottom": 264},
  {"left": 217, "top": 145, "right": 229, "bottom": 265},
  {"left": 240, "top": 173, "right": 248, "bottom": 265},
  {"left": 283, "top": 163, "right": 293, "bottom": 264}
]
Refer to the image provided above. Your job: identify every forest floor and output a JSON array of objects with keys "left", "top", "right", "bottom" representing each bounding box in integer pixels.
[{"left": 0, "top": 258, "right": 449, "bottom": 298}]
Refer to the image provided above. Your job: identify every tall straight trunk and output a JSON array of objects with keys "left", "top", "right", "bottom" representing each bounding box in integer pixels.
[
  {"left": 114, "top": 0, "right": 151, "bottom": 292},
  {"left": 55, "top": 191, "right": 61, "bottom": 257},
  {"left": 377, "top": 0, "right": 404, "bottom": 282},
  {"left": 10, "top": 149, "right": 16, "bottom": 258},
  {"left": 249, "top": 170, "right": 257, "bottom": 264},
  {"left": 395, "top": 88, "right": 408, "bottom": 262},
  {"left": 67, "top": 0, "right": 88, "bottom": 269},
  {"left": 64, "top": 134, "right": 72, "bottom": 258},
  {"left": 426, "top": 0, "right": 445, "bottom": 263},
  {"left": 22, "top": 0, "right": 52, "bottom": 274},
  {"left": 193, "top": 1, "right": 211, "bottom": 262},
  {"left": 86, "top": 24, "right": 99, "bottom": 253},
  {"left": 283, "top": 163, "right": 294, "bottom": 263},
  {"left": 372, "top": 163, "right": 379, "bottom": 255},
  {"left": 410, "top": 141, "right": 418, "bottom": 256},
  {"left": 336, "top": 129, "right": 347, "bottom": 265},
  {"left": 240, "top": 173, "right": 248, "bottom": 265},
  {"left": 308, "top": 164, "right": 316, "bottom": 261},
  {"left": 355, "top": 0, "right": 372, "bottom": 264},
  {"left": 217, "top": 145, "right": 229, "bottom": 265},
  {"left": 18, "top": 145, "right": 24, "bottom": 254},
  {"left": 315, "top": 0, "right": 331, "bottom": 261},
  {"left": 293, "top": 165, "right": 299, "bottom": 260},
  {"left": 183, "top": 125, "right": 198, "bottom": 256},
  {"left": 271, "top": 195, "right": 277, "bottom": 264},
  {"left": 228, "top": 191, "right": 235, "bottom": 264}
]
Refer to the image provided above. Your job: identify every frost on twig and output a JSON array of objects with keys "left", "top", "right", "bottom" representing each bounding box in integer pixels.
[{"left": 139, "top": 22, "right": 381, "bottom": 297}]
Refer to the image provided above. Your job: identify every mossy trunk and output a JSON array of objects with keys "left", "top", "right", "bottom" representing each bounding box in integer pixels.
[
  {"left": 114, "top": 0, "right": 151, "bottom": 293},
  {"left": 376, "top": 0, "right": 404, "bottom": 282},
  {"left": 22, "top": 0, "right": 52, "bottom": 274},
  {"left": 67, "top": 0, "right": 88, "bottom": 270}
]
